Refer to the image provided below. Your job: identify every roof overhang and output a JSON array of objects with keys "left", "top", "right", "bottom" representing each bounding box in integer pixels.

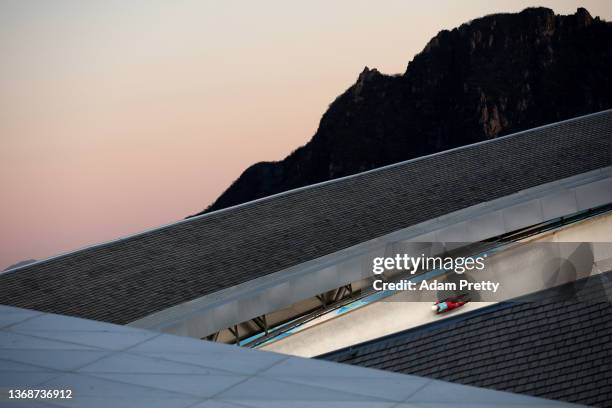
[{"left": 129, "top": 166, "right": 612, "bottom": 338}]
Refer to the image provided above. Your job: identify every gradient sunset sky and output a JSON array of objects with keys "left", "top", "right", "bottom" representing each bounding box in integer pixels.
[{"left": 1, "top": 0, "right": 611, "bottom": 270}]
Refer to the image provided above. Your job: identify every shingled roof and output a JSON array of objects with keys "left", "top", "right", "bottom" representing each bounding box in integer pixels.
[
  {"left": 0, "top": 110, "right": 611, "bottom": 324},
  {"left": 321, "top": 270, "right": 612, "bottom": 407}
]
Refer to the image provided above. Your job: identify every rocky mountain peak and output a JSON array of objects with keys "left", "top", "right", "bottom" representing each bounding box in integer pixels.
[{"left": 192, "top": 7, "right": 612, "bottom": 216}]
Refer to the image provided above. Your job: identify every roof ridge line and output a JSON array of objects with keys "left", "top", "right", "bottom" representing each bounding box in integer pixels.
[{"left": 5, "top": 109, "right": 611, "bottom": 274}]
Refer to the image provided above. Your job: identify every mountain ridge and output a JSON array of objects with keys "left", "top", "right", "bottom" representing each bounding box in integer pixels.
[{"left": 192, "top": 7, "right": 612, "bottom": 216}]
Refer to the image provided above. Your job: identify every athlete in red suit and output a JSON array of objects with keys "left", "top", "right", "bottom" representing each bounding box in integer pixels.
[{"left": 432, "top": 294, "right": 470, "bottom": 314}]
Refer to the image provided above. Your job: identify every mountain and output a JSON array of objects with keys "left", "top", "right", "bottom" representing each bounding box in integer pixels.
[
  {"left": 193, "top": 7, "right": 612, "bottom": 216},
  {"left": 3, "top": 259, "right": 37, "bottom": 272}
]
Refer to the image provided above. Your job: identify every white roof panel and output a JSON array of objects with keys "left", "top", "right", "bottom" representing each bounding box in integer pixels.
[{"left": 0, "top": 305, "right": 581, "bottom": 407}]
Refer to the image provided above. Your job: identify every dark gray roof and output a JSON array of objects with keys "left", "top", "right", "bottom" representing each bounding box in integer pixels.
[
  {"left": 321, "top": 270, "right": 612, "bottom": 407},
  {"left": 0, "top": 111, "right": 611, "bottom": 324}
]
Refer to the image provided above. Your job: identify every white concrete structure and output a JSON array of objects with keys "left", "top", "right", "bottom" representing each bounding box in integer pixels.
[{"left": 0, "top": 305, "right": 581, "bottom": 407}]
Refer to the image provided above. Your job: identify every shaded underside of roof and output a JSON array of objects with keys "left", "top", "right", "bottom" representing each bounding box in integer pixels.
[
  {"left": 321, "top": 270, "right": 612, "bottom": 407},
  {"left": 0, "top": 111, "right": 611, "bottom": 325}
]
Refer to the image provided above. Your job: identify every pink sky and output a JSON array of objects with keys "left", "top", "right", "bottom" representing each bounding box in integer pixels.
[{"left": 1, "top": 0, "right": 611, "bottom": 270}]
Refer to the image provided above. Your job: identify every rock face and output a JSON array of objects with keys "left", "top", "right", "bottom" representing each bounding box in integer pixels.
[{"left": 193, "top": 7, "right": 612, "bottom": 215}]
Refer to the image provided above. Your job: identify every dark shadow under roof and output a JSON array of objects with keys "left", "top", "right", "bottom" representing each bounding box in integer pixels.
[
  {"left": 321, "top": 270, "right": 612, "bottom": 407},
  {"left": 0, "top": 111, "right": 611, "bottom": 324}
]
